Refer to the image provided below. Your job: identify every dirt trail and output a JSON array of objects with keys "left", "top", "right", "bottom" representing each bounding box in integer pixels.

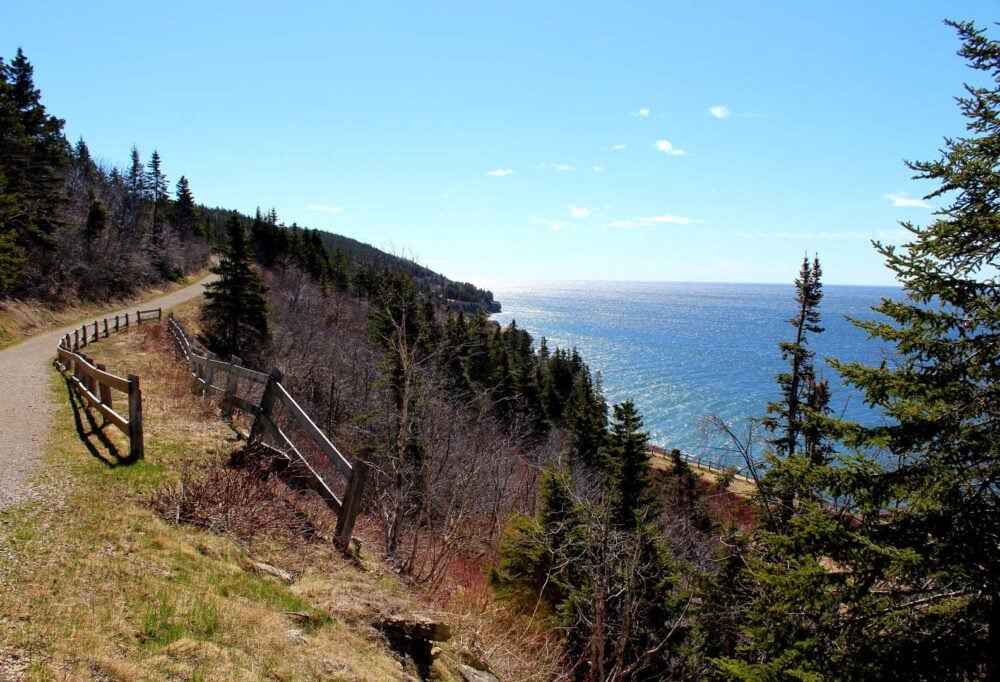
[{"left": 0, "top": 276, "right": 214, "bottom": 511}]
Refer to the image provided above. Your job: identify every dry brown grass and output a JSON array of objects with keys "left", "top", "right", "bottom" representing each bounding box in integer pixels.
[
  {"left": 0, "top": 308, "right": 562, "bottom": 680},
  {"left": 0, "top": 320, "right": 415, "bottom": 680}
]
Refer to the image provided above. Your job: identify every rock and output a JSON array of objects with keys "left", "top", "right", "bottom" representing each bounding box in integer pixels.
[
  {"left": 378, "top": 614, "right": 451, "bottom": 642},
  {"left": 377, "top": 614, "right": 452, "bottom": 681},
  {"left": 457, "top": 663, "right": 500, "bottom": 682},
  {"left": 246, "top": 559, "right": 294, "bottom": 583}
]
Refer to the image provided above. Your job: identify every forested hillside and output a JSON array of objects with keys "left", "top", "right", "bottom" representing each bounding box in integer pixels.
[
  {"left": 190, "top": 21, "right": 999, "bottom": 680},
  {"left": 3, "top": 17, "right": 998, "bottom": 680},
  {"left": 0, "top": 48, "right": 495, "bottom": 314}
]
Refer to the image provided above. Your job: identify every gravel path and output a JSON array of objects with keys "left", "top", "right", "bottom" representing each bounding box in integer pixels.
[{"left": 0, "top": 276, "right": 214, "bottom": 511}]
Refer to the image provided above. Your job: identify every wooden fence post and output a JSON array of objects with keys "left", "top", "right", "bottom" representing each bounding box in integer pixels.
[
  {"left": 127, "top": 374, "right": 143, "bottom": 460},
  {"left": 205, "top": 351, "right": 217, "bottom": 390},
  {"left": 249, "top": 368, "right": 283, "bottom": 443},
  {"left": 222, "top": 355, "right": 242, "bottom": 419},
  {"left": 92, "top": 321, "right": 99, "bottom": 342},
  {"left": 136, "top": 310, "right": 141, "bottom": 325},
  {"left": 73, "top": 329, "right": 79, "bottom": 350},
  {"left": 103, "top": 319, "right": 109, "bottom": 337},
  {"left": 96, "top": 363, "right": 112, "bottom": 409},
  {"left": 124, "top": 314, "right": 129, "bottom": 330},
  {"left": 80, "top": 325, "right": 87, "bottom": 347},
  {"left": 114, "top": 315, "right": 119, "bottom": 333},
  {"left": 82, "top": 353, "right": 98, "bottom": 395},
  {"left": 335, "top": 459, "right": 369, "bottom": 547}
]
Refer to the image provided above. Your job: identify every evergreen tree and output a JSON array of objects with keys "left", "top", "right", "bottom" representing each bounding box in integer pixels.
[
  {"left": 200, "top": 216, "right": 269, "bottom": 360},
  {"left": 759, "top": 254, "right": 827, "bottom": 529},
  {"left": 0, "top": 169, "right": 23, "bottom": 292},
  {"left": 172, "top": 175, "right": 199, "bottom": 238},
  {"left": 73, "top": 137, "right": 96, "bottom": 182},
  {"left": 601, "top": 400, "right": 653, "bottom": 529},
  {"left": 329, "top": 244, "right": 351, "bottom": 291},
  {"left": 127, "top": 146, "right": 145, "bottom": 197},
  {"left": 492, "top": 465, "right": 582, "bottom": 609},
  {"left": 826, "top": 20, "right": 1000, "bottom": 678},
  {"left": 84, "top": 191, "right": 107, "bottom": 241},
  {"left": 0, "top": 49, "right": 67, "bottom": 292},
  {"left": 720, "top": 22, "right": 1000, "bottom": 681},
  {"left": 147, "top": 150, "right": 168, "bottom": 242},
  {"left": 565, "top": 372, "right": 607, "bottom": 468}
]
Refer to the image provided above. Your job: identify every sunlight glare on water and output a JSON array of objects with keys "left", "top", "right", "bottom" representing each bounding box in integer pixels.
[{"left": 489, "top": 280, "right": 902, "bottom": 467}]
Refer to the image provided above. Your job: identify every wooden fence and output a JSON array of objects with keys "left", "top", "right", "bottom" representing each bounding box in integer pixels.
[
  {"left": 647, "top": 443, "right": 756, "bottom": 490},
  {"left": 54, "top": 308, "right": 161, "bottom": 460},
  {"left": 166, "top": 313, "right": 369, "bottom": 546}
]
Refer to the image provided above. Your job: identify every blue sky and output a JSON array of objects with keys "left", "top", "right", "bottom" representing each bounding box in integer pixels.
[{"left": 2, "top": 1, "right": 995, "bottom": 286}]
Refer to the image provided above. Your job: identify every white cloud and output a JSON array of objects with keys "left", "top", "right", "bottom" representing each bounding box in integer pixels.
[
  {"left": 486, "top": 168, "right": 514, "bottom": 177},
  {"left": 611, "top": 143, "right": 627, "bottom": 150},
  {"left": 709, "top": 105, "right": 731, "bottom": 119},
  {"left": 570, "top": 205, "right": 591, "bottom": 219},
  {"left": 531, "top": 216, "right": 571, "bottom": 232},
  {"left": 654, "top": 139, "right": 686, "bottom": 156},
  {"left": 605, "top": 214, "right": 703, "bottom": 229},
  {"left": 538, "top": 162, "right": 573, "bottom": 172},
  {"left": 882, "top": 191, "right": 931, "bottom": 209},
  {"left": 631, "top": 108, "right": 651, "bottom": 118},
  {"left": 593, "top": 165, "right": 604, "bottom": 173},
  {"left": 307, "top": 204, "right": 343, "bottom": 213}
]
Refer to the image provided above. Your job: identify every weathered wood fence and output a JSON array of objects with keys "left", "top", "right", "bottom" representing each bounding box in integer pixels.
[
  {"left": 166, "top": 313, "right": 369, "bottom": 546},
  {"left": 54, "top": 308, "right": 161, "bottom": 460}
]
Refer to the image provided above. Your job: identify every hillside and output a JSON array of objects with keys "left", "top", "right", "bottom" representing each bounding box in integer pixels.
[{"left": 0, "top": 305, "right": 544, "bottom": 680}]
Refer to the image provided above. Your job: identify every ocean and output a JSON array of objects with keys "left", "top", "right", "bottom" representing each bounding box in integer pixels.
[{"left": 488, "top": 280, "right": 903, "bottom": 468}]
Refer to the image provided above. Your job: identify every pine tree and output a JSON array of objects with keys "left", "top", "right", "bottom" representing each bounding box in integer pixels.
[
  {"left": 84, "top": 191, "right": 107, "bottom": 241},
  {"left": 147, "top": 150, "right": 168, "bottom": 243},
  {"left": 73, "top": 137, "right": 96, "bottom": 182},
  {"left": 200, "top": 216, "right": 269, "bottom": 360},
  {"left": 0, "top": 169, "right": 23, "bottom": 293},
  {"left": 825, "top": 20, "right": 1000, "bottom": 678},
  {"left": 601, "top": 400, "right": 653, "bottom": 529},
  {"left": 0, "top": 49, "right": 67, "bottom": 292},
  {"left": 759, "top": 255, "right": 827, "bottom": 529},
  {"left": 127, "top": 146, "right": 145, "bottom": 197},
  {"left": 329, "top": 245, "right": 351, "bottom": 291},
  {"left": 172, "top": 176, "right": 199, "bottom": 238},
  {"left": 720, "top": 22, "right": 1000, "bottom": 681},
  {"left": 566, "top": 372, "right": 607, "bottom": 469}
]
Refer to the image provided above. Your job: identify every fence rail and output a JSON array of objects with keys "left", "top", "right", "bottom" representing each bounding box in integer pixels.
[
  {"left": 166, "top": 313, "right": 368, "bottom": 546},
  {"left": 646, "top": 444, "right": 755, "bottom": 489},
  {"left": 54, "top": 309, "right": 160, "bottom": 460}
]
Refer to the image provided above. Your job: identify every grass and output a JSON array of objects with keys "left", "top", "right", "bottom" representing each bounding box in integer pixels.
[
  {"left": 1, "top": 304, "right": 562, "bottom": 680},
  {"left": 0, "top": 320, "right": 417, "bottom": 680}
]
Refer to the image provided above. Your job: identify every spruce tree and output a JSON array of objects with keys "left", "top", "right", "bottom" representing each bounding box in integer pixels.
[
  {"left": 601, "top": 400, "right": 653, "bottom": 529},
  {"left": 827, "top": 20, "right": 1000, "bottom": 678},
  {"left": 0, "top": 169, "right": 23, "bottom": 293},
  {"left": 566, "top": 372, "right": 607, "bottom": 469},
  {"left": 147, "top": 150, "right": 168, "bottom": 244},
  {"left": 200, "top": 216, "right": 269, "bottom": 361},
  {"left": 0, "top": 49, "right": 67, "bottom": 291},
  {"left": 758, "top": 255, "right": 828, "bottom": 529},
  {"left": 84, "top": 191, "right": 107, "bottom": 242},
  {"left": 720, "top": 22, "right": 1000, "bottom": 681},
  {"left": 172, "top": 176, "right": 199, "bottom": 239}
]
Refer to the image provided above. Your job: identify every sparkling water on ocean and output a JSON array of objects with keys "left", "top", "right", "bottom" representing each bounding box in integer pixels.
[{"left": 489, "top": 280, "right": 903, "bottom": 468}]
